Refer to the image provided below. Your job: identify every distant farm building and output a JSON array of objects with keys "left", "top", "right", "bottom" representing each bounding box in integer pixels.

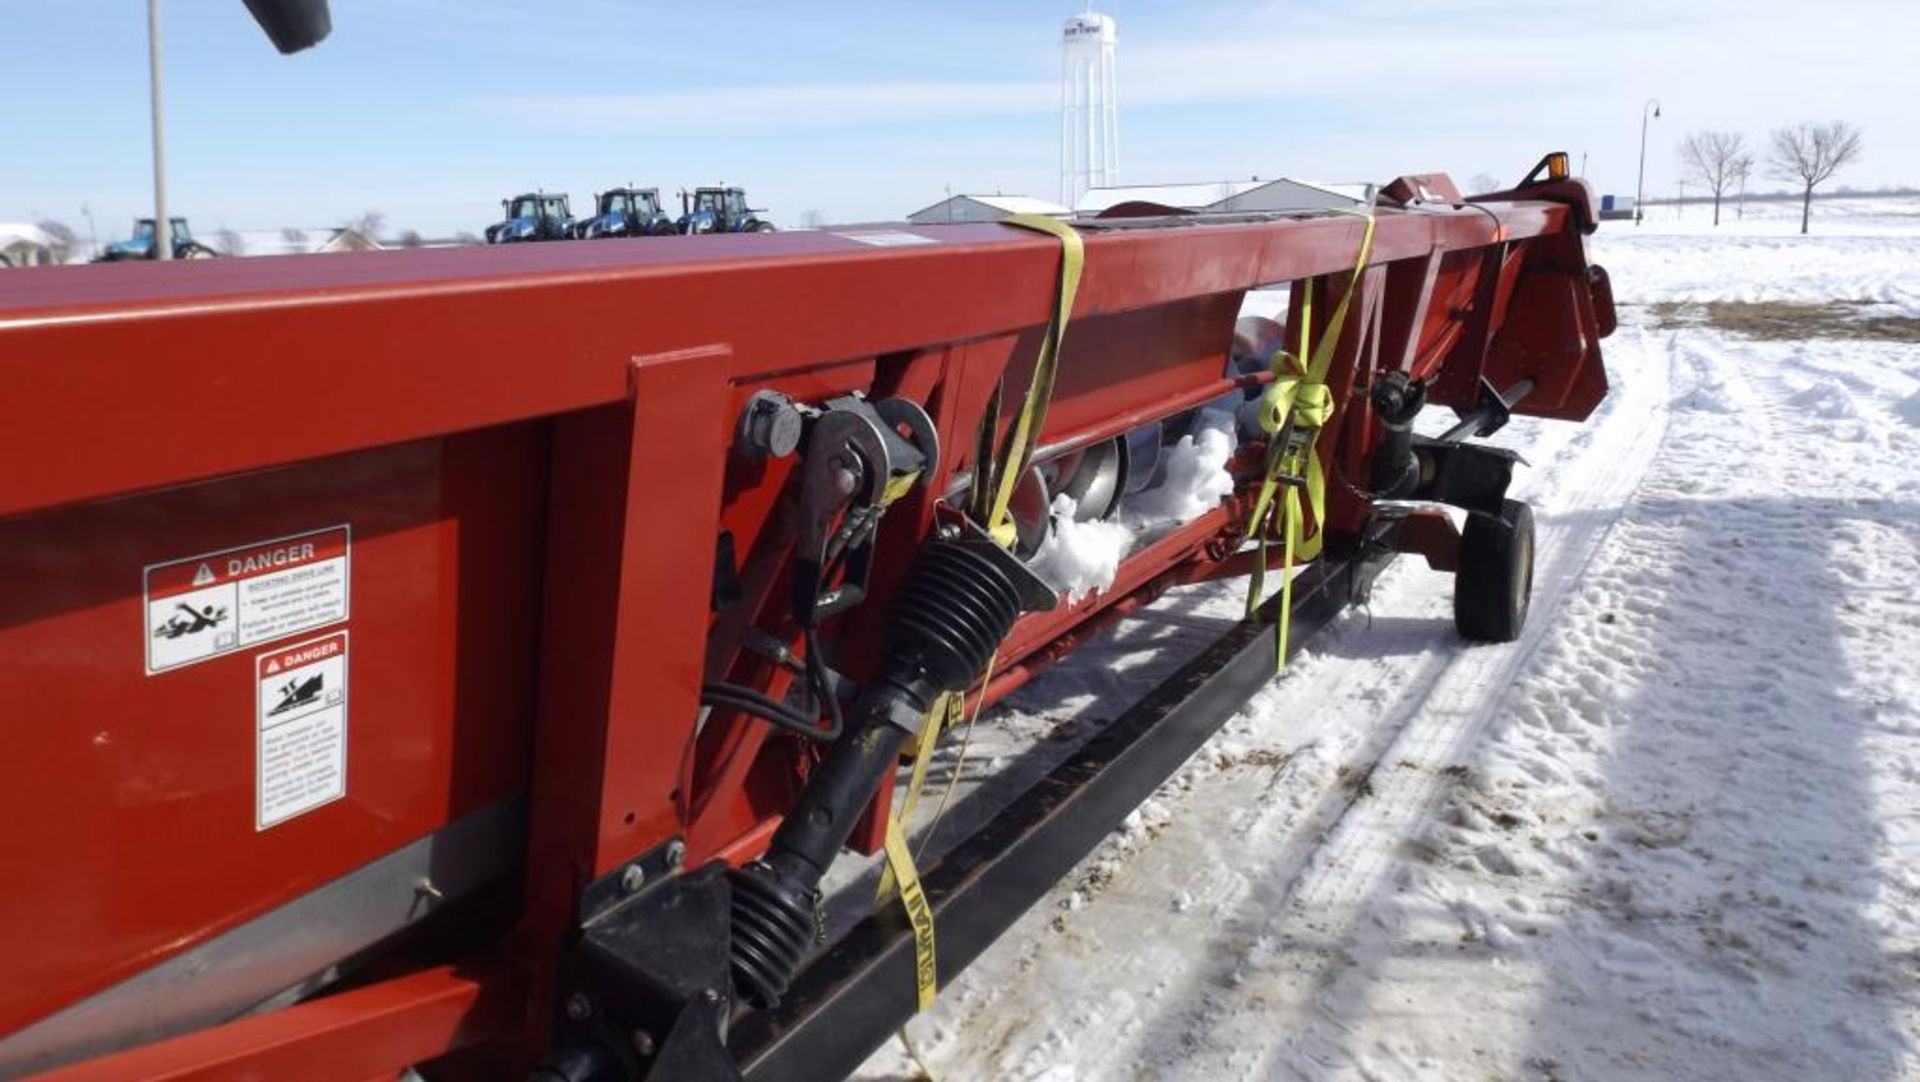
[
  {"left": 0, "top": 223, "right": 57, "bottom": 267},
  {"left": 1075, "top": 178, "right": 1367, "bottom": 217},
  {"left": 906, "top": 194, "right": 1072, "bottom": 226}
]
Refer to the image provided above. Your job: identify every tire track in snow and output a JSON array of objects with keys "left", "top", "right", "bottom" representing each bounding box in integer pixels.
[
  {"left": 1218, "top": 324, "right": 1675, "bottom": 1079},
  {"left": 857, "top": 328, "right": 1673, "bottom": 1081}
]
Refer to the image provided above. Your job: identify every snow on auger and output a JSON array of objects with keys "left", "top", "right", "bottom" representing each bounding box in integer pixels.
[
  {"left": 0, "top": 148, "right": 1611, "bottom": 1082},
  {"left": 0, "top": 30, "right": 1610, "bottom": 1068}
]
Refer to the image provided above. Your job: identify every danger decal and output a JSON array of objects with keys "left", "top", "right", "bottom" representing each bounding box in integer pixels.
[
  {"left": 145, "top": 526, "right": 350, "bottom": 674},
  {"left": 256, "top": 631, "right": 348, "bottom": 829}
]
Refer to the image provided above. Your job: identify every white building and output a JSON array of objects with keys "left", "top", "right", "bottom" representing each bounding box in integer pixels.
[
  {"left": 1075, "top": 178, "right": 1368, "bottom": 218},
  {"left": 0, "top": 223, "right": 58, "bottom": 267},
  {"left": 906, "top": 194, "right": 1072, "bottom": 226},
  {"left": 1060, "top": 11, "right": 1119, "bottom": 207},
  {"left": 1207, "top": 179, "right": 1370, "bottom": 213}
]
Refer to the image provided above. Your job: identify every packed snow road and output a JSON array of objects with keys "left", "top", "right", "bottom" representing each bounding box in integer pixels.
[{"left": 858, "top": 203, "right": 1920, "bottom": 1082}]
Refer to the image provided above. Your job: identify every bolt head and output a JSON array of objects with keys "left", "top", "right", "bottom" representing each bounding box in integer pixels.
[
  {"left": 565, "top": 993, "right": 593, "bottom": 1021},
  {"left": 631, "top": 1029, "right": 657, "bottom": 1057},
  {"left": 621, "top": 863, "right": 646, "bottom": 893},
  {"left": 665, "top": 840, "right": 687, "bottom": 870}
]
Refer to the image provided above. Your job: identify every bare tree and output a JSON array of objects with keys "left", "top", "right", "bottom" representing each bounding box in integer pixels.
[
  {"left": 35, "top": 219, "right": 77, "bottom": 263},
  {"left": 1768, "top": 121, "right": 1864, "bottom": 234},
  {"left": 1467, "top": 173, "right": 1501, "bottom": 195},
  {"left": 798, "top": 209, "right": 827, "bottom": 230},
  {"left": 398, "top": 229, "right": 425, "bottom": 248},
  {"left": 280, "top": 227, "right": 309, "bottom": 254},
  {"left": 1731, "top": 153, "right": 1755, "bottom": 219},
  {"left": 1678, "top": 131, "right": 1747, "bottom": 227},
  {"left": 215, "top": 227, "right": 246, "bottom": 256},
  {"left": 345, "top": 210, "right": 386, "bottom": 244},
  {"left": 453, "top": 231, "right": 481, "bottom": 245}
]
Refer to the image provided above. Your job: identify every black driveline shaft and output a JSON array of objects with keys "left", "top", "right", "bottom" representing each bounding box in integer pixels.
[{"left": 729, "top": 538, "right": 1027, "bottom": 1008}]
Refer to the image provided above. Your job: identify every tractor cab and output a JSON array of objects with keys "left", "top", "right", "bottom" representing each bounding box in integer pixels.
[
  {"left": 99, "top": 217, "right": 216, "bottom": 261},
  {"left": 576, "top": 187, "right": 674, "bottom": 239},
  {"left": 486, "top": 192, "right": 574, "bottom": 243},
  {"left": 677, "top": 186, "right": 774, "bottom": 234}
]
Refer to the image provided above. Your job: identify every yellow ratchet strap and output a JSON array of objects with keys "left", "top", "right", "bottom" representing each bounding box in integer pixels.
[
  {"left": 875, "top": 212, "right": 1084, "bottom": 1016},
  {"left": 1244, "top": 211, "right": 1376, "bottom": 671},
  {"left": 981, "top": 213, "right": 1086, "bottom": 547}
]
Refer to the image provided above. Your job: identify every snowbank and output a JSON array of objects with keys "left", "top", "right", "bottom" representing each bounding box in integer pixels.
[{"left": 857, "top": 207, "right": 1920, "bottom": 1081}]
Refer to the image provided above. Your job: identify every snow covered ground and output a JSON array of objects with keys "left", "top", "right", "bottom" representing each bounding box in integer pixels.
[{"left": 853, "top": 199, "right": 1920, "bottom": 1080}]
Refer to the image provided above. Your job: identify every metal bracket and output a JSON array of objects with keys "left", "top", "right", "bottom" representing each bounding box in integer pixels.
[
  {"left": 552, "top": 864, "right": 743, "bottom": 1082},
  {"left": 790, "top": 395, "right": 938, "bottom": 628}
]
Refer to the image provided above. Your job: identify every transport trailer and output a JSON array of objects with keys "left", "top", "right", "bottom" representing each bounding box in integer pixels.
[{"left": 0, "top": 155, "right": 1612, "bottom": 1081}]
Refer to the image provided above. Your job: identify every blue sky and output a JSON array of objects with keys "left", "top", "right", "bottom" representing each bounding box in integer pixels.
[{"left": 4, "top": 0, "right": 1914, "bottom": 239}]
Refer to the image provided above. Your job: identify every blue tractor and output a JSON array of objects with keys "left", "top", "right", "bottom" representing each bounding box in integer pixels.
[
  {"left": 485, "top": 192, "right": 575, "bottom": 244},
  {"left": 97, "top": 217, "right": 219, "bottom": 261},
  {"left": 676, "top": 186, "right": 775, "bottom": 234},
  {"left": 574, "top": 187, "right": 677, "bottom": 240}
]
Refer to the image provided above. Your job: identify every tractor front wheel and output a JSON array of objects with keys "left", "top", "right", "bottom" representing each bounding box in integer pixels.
[
  {"left": 752, "top": 222, "right": 777, "bottom": 233},
  {"left": 1453, "top": 499, "right": 1534, "bottom": 643}
]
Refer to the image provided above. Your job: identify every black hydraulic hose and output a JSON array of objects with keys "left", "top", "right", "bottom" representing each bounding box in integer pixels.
[
  {"left": 700, "top": 628, "right": 847, "bottom": 742},
  {"left": 803, "top": 627, "right": 845, "bottom": 740},
  {"left": 700, "top": 682, "right": 841, "bottom": 741}
]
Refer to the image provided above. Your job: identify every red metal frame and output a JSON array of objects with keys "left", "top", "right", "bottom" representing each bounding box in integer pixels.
[{"left": 0, "top": 173, "right": 1609, "bottom": 1080}]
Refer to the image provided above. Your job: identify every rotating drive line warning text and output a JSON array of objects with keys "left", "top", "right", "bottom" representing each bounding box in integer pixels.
[{"left": 145, "top": 526, "right": 350, "bottom": 673}]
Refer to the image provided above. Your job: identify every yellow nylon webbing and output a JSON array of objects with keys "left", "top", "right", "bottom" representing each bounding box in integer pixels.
[
  {"left": 877, "top": 213, "right": 1084, "bottom": 1016},
  {"left": 1244, "top": 211, "right": 1377, "bottom": 671},
  {"left": 982, "top": 214, "right": 1086, "bottom": 548}
]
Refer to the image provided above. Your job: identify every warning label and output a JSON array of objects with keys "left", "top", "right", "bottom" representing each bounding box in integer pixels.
[
  {"left": 145, "top": 526, "right": 350, "bottom": 674},
  {"left": 256, "top": 631, "right": 348, "bottom": 829}
]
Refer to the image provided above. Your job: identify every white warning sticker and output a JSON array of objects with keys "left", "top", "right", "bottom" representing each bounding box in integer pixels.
[
  {"left": 256, "top": 631, "right": 348, "bottom": 829},
  {"left": 145, "top": 526, "right": 350, "bottom": 674}
]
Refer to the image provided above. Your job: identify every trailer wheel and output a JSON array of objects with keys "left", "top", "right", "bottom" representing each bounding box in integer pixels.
[{"left": 1453, "top": 499, "right": 1533, "bottom": 643}]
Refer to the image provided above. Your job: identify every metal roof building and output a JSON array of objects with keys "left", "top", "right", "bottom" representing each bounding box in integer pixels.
[
  {"left": 1074, "top": 178, "right": 1367, "bottom": 217},
  {"left": 906, "top": 194, "right": 1072, "bottom": 226}
]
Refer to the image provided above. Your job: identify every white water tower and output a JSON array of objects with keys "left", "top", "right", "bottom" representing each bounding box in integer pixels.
[{"left": 1060, "top": 9, "right": 1119, "bottom": 207}]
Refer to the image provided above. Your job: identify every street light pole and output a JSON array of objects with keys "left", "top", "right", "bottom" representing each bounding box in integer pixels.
[
  {"left": 148, "top": 0, "right": 171, "bottom": 261},
  {"left": 1635, "top": 97, "right": 1661, "bottom": 227}
]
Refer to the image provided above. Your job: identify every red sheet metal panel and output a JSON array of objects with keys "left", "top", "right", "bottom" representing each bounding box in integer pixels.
[{"left": 0, "top": 426, "right": 547, "bottom": 1035}]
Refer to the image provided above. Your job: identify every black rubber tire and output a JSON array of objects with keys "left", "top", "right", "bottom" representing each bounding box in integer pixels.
[{"left": 1453, "top": 499, "right": 1534, "bottom": 643}]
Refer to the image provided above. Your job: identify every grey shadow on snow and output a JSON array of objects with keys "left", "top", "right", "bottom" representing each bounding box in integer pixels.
[{"left": 1094, "top": 494, "right": 1919, "bottom": 1081}]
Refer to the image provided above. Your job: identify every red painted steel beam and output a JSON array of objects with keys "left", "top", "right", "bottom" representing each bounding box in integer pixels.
[
  {"left": 21, "top": 965, "right": 514, "bottom": 1082},
  {"left": 0, "top": 205, "right": 1569, "bottom": 521}
]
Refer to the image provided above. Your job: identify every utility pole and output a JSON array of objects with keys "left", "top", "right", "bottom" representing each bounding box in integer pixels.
[
  {"left": 1635, "top": 98, "right": 1661, "bottom": 227},
  {"left": 148, "top": 0, "right": 171, "bottom": 261}
]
